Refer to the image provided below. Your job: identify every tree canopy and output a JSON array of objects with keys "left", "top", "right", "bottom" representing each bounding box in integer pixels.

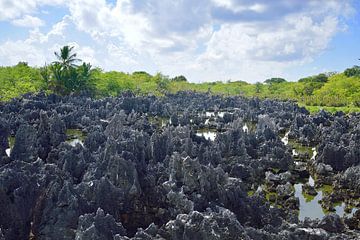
[
  {"left": 344, "top": 66, "right": 360, "bottom": 77},
  {"left": 40, "top": 45, "right": 95, "bottom": 95},
  {"left": 264, "top": 78, "right": 287, "bottom": 84}
]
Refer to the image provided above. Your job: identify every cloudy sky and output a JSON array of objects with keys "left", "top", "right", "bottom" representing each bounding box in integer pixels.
[{"left": 0, "top": 0, "right": 359, "bottom": 83}]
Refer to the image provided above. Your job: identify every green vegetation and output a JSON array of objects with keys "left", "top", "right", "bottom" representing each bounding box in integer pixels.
[
  {"left": 302, "top": 192, "right": 316, "bottom": 203},
  {"left": 66, "top": 129, "right": 86, "bottom": 141},
  {"left": 1, "top": 45, "right": 360, "bottom": 114},
  {"left": 247, "top": 190, "right": 255, "bottom": 197},
  {"left": 171, "top": 75, "right": 188, "bottom": 82},
  {"left": 0, "top": 62, "right": 43, "bottom": 101},
  {"left": 8, "top": 136, "right": 15, "bottom": 149},
  {"left": 300, "top": 105, "right": 360, "bottom": 114},
  {"left": 264, "top": 78, "right": 287, "bottom": 84},
  {"left": 288, "top": 139, "right": 313, "bottom": 157},
  {"left": 344, "top": 65, "right": 360, "bottom": 77},
  {"left": 44, "top": 46, "right": 96, "bottom": 95},
  {"left": 319, "top": 184, "right": 334, "bottom": 195}
]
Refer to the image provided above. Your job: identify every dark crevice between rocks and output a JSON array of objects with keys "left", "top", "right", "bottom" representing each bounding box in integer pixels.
[{"left": 1, "top": 92, "right": 360, "bottom": 239}]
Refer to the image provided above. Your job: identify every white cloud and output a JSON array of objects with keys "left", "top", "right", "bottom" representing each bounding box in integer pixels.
[
  {"left": 0, "top": 0, "right": 356, "bottom": 82},
  {"left": 211, "top": 0, "right": 267, "bottom": 14},
  {"left": 68, "top": 0, "right": 150, "bottom": 48},
  {"left": 0, "top": 15, "right": 81, "bottom": 67},
  {"left": 0, "top": 40, "right": 46, "bottom": 66},
  {"left": 76, "top": 45, "right": 97, "bottom": 65},
  {"left": 0, "top": 1, "right": 36, "bottom": 20},
  {"left": 0, "top": 0, "right": 66, "bottom": 20},
  {"left": 12, "top": 15, "right": 44, "bottom": 28},
  {"left": 27, "top": 16, "right": 70, "bottom": 44},
  {"left": 211, "top": 0, "right": 233, "bottom": 8},
  {"left": 192, "top": 9, "right": 341, "bottom": 81},
  {"left": 48, "top": 16, "right": 69, "bottom": 36}
]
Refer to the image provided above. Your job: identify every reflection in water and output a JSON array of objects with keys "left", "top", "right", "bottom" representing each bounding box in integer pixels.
[
  {"left": 218, "top": 112, "right": 225, "bottom": 118},
  {"left": 308, "top": 176, "right": 315, "bottom": 187},
  {"left": 203, "top": 111, "right": 231, "bottom": 124},
  {"left": 292, "top": 149, "right": 299, "bottom": 156},
  {"left": 311, "top": 147, "right": 317, "bottom": 160},
  {"left": 205, "top": 112, "right": 215, "bottom": 117},
  {"left": 68, "top": 139, "right": 84, "bottom": 147},
  {"left": 335, "top": 203, "right": 358, "bottom": 217},
  {"left": 5, "top": 148, "right": 10, "bottom": 157},
  {"left": 290, "top": 144, "right": 357, "bottom": 220},
  {"left": 66, "top": 129, "right": 85, "bottom": 147},
  {"left": 5, "top": 136, "right": 15, "bottom": 157},
  {"left": 281, "top": 131, "right": 290, "bottom": 145},
  {"left": 196, "top": 130, "right": 217, "bottom": 141},
  {"left": 295, "top": 180, "right": 325, "bottom": 221},
  {"left": 295, "top": 176, "right": 357, "bottom": 220},
  {"left": 242, "top": 124, "right": 249, "bottom": 133}
]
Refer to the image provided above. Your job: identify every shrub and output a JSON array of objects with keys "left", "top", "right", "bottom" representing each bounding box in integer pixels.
[
  {"left": 299, "top": 74, "right": 328, "bottom": 83},
  {"left": 264, "top": 78, "right": 286, "bottom": 84},
  {"left": 172, "top": 75, "right": 188, "bottom": 82},
  {"left": 344, "top": 66, "right": 360, "bottom": 77}
]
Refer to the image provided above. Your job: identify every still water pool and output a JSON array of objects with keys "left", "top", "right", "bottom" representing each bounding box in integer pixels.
[{"left": 295, "top": 176, "right": 357, "bottom": 220}]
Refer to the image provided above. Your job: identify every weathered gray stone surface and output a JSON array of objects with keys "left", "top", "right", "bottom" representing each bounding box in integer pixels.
[{"left": 0, "top": 92, "right": 359, "bottom": 239}]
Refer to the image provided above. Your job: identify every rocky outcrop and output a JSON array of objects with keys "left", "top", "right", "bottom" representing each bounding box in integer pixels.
[
  {"left": 10, "top": 124, "right": 38, "bottom": 162},
  {"left": 318, "top": 214, "right": 345, "bottom": 233},
  {"left": 75, "top": 208, "right": 126, "bottom": 240},
  {"left": 0, "top": 92, "right": 359, "bottom": 239},
  {"left": 162, "top": 208, "right": 246, "bottom": 240}
]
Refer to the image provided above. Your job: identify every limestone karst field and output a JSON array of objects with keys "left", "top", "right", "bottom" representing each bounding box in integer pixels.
[
  {"left": 1, "top": 92, "right": 360, "bottom": 239},
  {"left": 2, "top": 0, "right": 360, "bottom": 239}
]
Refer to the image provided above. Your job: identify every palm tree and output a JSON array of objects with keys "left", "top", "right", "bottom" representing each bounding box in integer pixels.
[
  {"left": 49, "top": 62, "right": 65, "bottom": 93},
  {"left": 78, "top": 62, "right": 92, "bottom": 80},
  {"left": 54, "top": 45, "right": 80, "bottom": 69}
]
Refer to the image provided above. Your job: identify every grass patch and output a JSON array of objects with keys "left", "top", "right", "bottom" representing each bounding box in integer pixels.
[
  {"left": 271, "top": 168, "right": 281, "bottom": 174},
  {"left": 66, "top": 129, "right": 86, "bottom": 141},
  {"left": 265, "top": 192, "right": 277, "bottom": 202},
  {"left": 247, "top": 190, "right": 255, "bottom": 197},
  {"left": 303, "top": 105, "right": 360, "bottom": 114},
  {"left": 8, "top": 136, "right": 15, "bottom": 149},
  {"left": 303, "top": 192, "right": 316, "bottom": 203},
  {"left": 319, "top": 184, "right": 333, "bottom": 194},
  {"left": 288, "top": 139, "right": 313, "bottom": 157}
]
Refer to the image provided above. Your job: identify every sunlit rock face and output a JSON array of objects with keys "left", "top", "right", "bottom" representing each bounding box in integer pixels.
[
  {"left": 0, "top": 118, "right": 9, "bottom": 160},
  {"left": 0, "top": 92, "right": 360, "bottom": 239}
]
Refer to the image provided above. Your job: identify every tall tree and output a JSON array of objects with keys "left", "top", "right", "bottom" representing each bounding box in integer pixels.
[{"left": 54, "top": 45, "right": 80, "bottom": 69}]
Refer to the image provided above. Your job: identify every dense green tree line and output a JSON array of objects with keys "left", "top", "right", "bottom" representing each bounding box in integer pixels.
[{"left": 1, "top": 45, "right": 360, "bottom": 113}]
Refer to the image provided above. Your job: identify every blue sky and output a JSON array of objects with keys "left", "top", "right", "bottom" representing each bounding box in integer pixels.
[{"left": 0, "top": 0, "right": 359, "bottom": 83}]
